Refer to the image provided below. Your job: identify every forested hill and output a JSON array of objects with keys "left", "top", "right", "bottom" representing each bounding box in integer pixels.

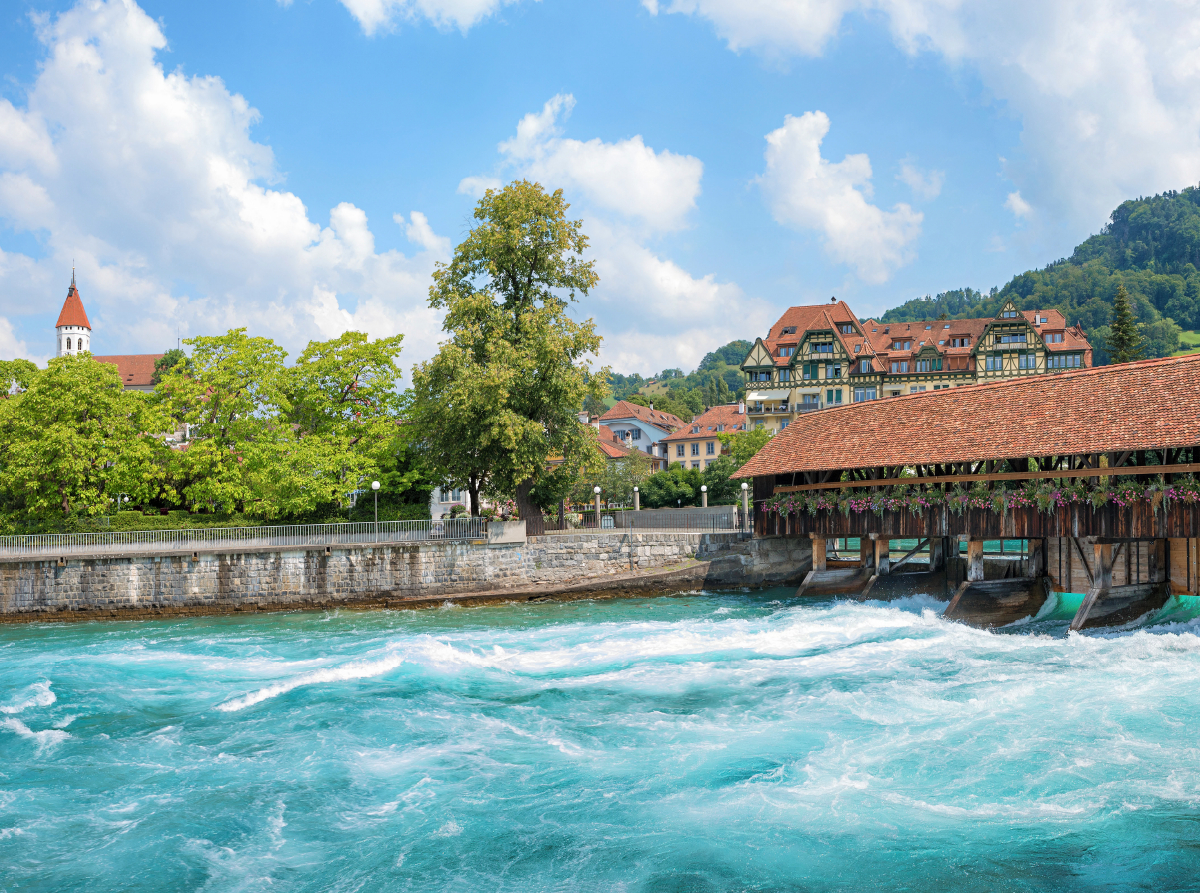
[{"left": 880, "top": 187, "right": 1200, "bottom": 362}]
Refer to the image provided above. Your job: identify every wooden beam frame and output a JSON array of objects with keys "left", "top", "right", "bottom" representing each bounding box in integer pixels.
[{"left": 771, "top": 461, "right": 1200, "bottom": 495}]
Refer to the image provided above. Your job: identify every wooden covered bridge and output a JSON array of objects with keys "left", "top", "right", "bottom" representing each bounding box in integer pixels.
[{"left": 734, "top": 353, "right": 1200, "bottom": 629}]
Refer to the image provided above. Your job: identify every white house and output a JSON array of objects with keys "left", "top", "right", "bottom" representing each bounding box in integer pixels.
[{"left": 597, "top": 400, "right": 687, "bottom": 470}]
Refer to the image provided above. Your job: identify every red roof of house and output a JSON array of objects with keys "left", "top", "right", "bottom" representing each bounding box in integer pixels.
[
  {"left": 661, "top": 403, "right": 752, "bottom": 441},
  {"left": 93, "top": 354, "right": 163, "bottom": 388},
  {"left": 735, "top": 353, "right": 1200, "bottom": 478},
  {"left": 55, "top": 278, "right": 91, "bottom": 329},
  {"left": 600, "top": 400, "right": 686, "bottom": 433}
]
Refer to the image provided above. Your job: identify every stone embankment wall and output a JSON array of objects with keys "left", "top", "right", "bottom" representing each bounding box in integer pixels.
[{"left": 0, "top": 534, "right": 812, "bottom": 621}]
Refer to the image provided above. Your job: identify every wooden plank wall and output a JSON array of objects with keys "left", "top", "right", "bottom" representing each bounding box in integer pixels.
[
  {"left": 1046, "top": 538, "right": 1161, "bottom": 594},
  {"left": 1169, "top": 538, "right": 1200, "bottom": 595}
]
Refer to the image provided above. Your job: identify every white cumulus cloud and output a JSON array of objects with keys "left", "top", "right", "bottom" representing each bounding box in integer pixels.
[
  {"left": 333, "top": 0, "right": 519, "bottom": 35},
  {"left": 0, "top": 0, "right": 448, "bottom": 367},
  {"left": 487, "top": 93, "right": 704, "bottom": 232},
  {"left": 649, "top": 0, "right": 1200, "bottom": 233},
  {"left": 897, "top": 157, "right": 944, "bottom": 201},
  {"left": 1005, "top": 190, "right": 1032, "bottom": 219},
  {"left": 759, "top": 111, "right": 922, "bottom": 284}
]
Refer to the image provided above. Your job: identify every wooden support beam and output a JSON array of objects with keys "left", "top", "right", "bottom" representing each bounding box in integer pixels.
[
  {"left": 1071, "top": 537, "right": 1094, "bottom": 586},
  {"left": 890, "top": 538, "right": 930, "bottom": 572},
  {"left": 770, "top": 461, "right": 1200, "bottom": 494},
  {"left": 811, "top": 535, "right": 827, "bottom": 572},
  {"left": 967, "top": 539, "right": 985, "bottom": 582}
]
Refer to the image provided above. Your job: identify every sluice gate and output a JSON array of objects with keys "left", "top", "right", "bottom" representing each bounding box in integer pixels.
[{"left": 733, "top": 354, "right": 1200, "bottom": 630}]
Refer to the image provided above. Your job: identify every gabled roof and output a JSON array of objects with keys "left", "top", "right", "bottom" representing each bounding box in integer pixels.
[
  {"left": 93, "top": 354, "right": 163, "bottom": 388},
  {"left": 661, "top": 403, "right": 752, "bottom": 442},
  {"left": 56, "top": 274, "right": 91, "bottom": 329},
  {"left": 750, "top": 301, "right": 862, "bottom": 368},
  {"left": 600, "top": 400, "right": 686, "bottom": 432},
  {"left": 735, "top": 353, "right": 1200, "bottom": 478}
]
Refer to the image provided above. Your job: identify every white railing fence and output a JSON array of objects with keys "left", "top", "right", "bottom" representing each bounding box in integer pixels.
[{"left": 0, "top": 518, "right": 489, "bottom": 561}]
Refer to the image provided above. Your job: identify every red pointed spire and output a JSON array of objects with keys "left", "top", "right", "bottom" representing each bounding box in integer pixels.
[{"left": 55, "top": 269, "right": 91, "bottom": 329}]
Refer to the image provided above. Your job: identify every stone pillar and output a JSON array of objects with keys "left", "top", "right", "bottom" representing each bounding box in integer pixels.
[
  {"left": 811, "top": 535, "right": 827, "bottom": 572},
  {"left": 874, "top": 537, "right": 890, "bottom": 575},
  {"left": 633, "top": 488, "right": 640, "bottom": 512},
  {"left": 701, "top": 486, "right": 708, "bottom": 508},
  {"left": 741, "top": 486, "right": 750, "bottom": 532},
  {"left": 966, "top": 539, "right": 985, "bottom": 582}
]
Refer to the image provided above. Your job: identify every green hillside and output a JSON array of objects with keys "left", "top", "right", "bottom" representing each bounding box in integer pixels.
[
  {"left": 601, "top": 339, "right": 752, "bottom": 421},
  {"left": 881, "top": 187, "right": 1200, "bottom": 363}
]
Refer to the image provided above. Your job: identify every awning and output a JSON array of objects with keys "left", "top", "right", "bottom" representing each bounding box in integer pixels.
[{"left": 746, "top": 389, "right": 792, "bottom": 401}]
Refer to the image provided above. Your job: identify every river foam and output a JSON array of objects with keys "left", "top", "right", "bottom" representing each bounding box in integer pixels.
[{"left": 5, "top": 590, "right": 1200, "bottom": 891}]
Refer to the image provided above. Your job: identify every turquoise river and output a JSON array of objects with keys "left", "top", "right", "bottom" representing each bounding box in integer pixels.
[{"left": 5, "top": 588, "right": 1200, "bottom": 891}]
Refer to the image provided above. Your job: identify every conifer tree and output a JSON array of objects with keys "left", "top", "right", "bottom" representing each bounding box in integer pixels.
[{"left": 1106, "top": 284, "right": 1145, "bottom": 364}]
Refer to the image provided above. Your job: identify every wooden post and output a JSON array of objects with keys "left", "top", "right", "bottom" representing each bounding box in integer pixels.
[
  {"left": 874, "top": 537, "right": 890, "bottom": 576},
  {"left": 929, "top": 537, "right": 947, "bottom": 571},
  {"left": 1093, "top": 543, "right": 1114, "bottom": 591},
  {"left": 860, "top": 537, "right": 874, "bottom": 570},
  {"left": 966, "top": 539, "right": 985, "bottom": 582},
  {"left": 811, "top": 535, "right": 827, "bottom": 572},
  {"left": 1027, "top": 538, "right": 1045, "bottom": 578},
  {"left": 1149, "top": 538, "right": 1166, "bottom": 583}
]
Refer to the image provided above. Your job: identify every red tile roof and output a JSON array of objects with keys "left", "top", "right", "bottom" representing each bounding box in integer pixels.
[
  {"left": 600, "top": 400, "right": 686, "bottom": 432},
  {"left": 661, "top": 403, "right": 752, "bottom": 441},
  {"left": 93, "top": 354, "right": 163, "bottom": 388},
  {"left": 55, "top": 280, "right": 91, "bottom": 329},
  {"left": 593, "top": 424, "right": 633, "bottom": 459},
  {"left": 735, "top": 353, "right": 1200, "bottom": 478}
]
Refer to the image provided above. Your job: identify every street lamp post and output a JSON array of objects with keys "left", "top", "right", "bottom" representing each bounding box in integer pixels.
[
  {"left": 700, "top": 484, "right": 708, "bottom": 509},
  {"left": 633, "top": 486, "right": 640, "bottom": 512},
  {"left": 593, "top": 486, "right": 602, "bottom": 529},
  {"left": 741, "top": 482, "right": 750, "bottom": 533},
  {"left": 371, "top": 480, "right": 380, "bottom": 542}
]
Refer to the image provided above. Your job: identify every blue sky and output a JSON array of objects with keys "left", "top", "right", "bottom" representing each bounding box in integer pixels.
[{"left": 2, "top": 0, "right": 1199, "bottom": 375}]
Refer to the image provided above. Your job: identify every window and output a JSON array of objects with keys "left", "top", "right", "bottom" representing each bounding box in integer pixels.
[
  {"left": 749, "top": 371, "right": 771, "bottom": 382},
  {"left": 780, "top": 326, "right": 796, "bottom": 335},
  {"left": 889, "top": 361, "right": 909, "bottom": 373},
  {"left": 66, "top": 337, "right": 71, "bottom": 350},
  {"left": 986, "top": 354, "right": 1002, "bottom": 371},
  {"left": 853, "top": 387, "right": 877, "bottom": 402},
  {"left": 802, "top": 363, "right": 815, "bottom": 380},
  {"left": 1000, "top": 310, "right": 1019, "bottom": 318},
  {"left": 828, "top": 363, "right": 841, "bottom": 378},
  {"left": 676, "top": 444, "right": 684, "bottom": 457},
  {"left": 779, "top": 368, "right": 791, "bottom": 382},
  {"left": 811, "top": 343, "right": 834, "bottom": 355},
  {"left": 691, "top": 461, "right": 700, "bottom": 469},
  {"left": 891, "top": 340, "right": 912, "bottom": 350},
  {"left": 630, "top": 428, "right": 641, "bottom": 441},
  {"left": 691, "top": 443, "right": 700, "bottom": 456},
  {"left": 840, "top": 324, "right": 854, "bottom": 334},
  {"left": 1039, "top": 317, "right": 1048, "bottom": 324},
  {"left": 826, "top": 389, "right": 842, "bottom": 404},
  {"left": 854, "top": 345, "right": 861, "bottom": 353},
  {"left": 706, "top": 442, "right": 715, "bottom": 455},
  {"left": 997, "top": 333, "right": 1027, "bottom": 344},
  {"left": 915, "top": 360, "right": 931, "bottom": 373},
  {"left": 1048, "top": 354, "right": 1082, "bottom": 368},
  {"left": 778, "top": 346, "right": 795, "bottom": 357},
  {"left": 859, "top": 359, "right": 872, "bottom": 373},
  {"left": 715, "top": 424, "right": 724, "bottom": 432},
  {"left": 1018, "top": 352, "right": 1035, "bottom": 369},
  {"left": 1045, "top": 333, "right": 1063, "bottom": 343},
  {"left": 949, "top": 337, "right": 970, "bottom": 348},
  {"left": 692, "top": 426, "right": 700, "bottom": 433}
]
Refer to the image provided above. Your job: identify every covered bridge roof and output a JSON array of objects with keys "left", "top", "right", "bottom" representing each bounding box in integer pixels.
[{"left": 735, "top": 353, "right": 1200, "bottom": 478}]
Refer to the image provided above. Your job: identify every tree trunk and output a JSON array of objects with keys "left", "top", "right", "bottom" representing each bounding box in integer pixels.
[
  {"left": 468, "top": 473, "right": 481, "bottom": 518},
  {"left": 515, "top": 479, "right": 544, "bottom": 536}
]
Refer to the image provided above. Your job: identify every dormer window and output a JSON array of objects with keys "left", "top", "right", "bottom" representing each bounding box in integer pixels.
[
  {"left": 778, "top": 346, "right": 795, "bottom": 357},
  {"left": 692, "top": 426, "right": 700, "bottom": 434},
  {"left": 780, "top": 326, "right": 797, "bottom": 335},
  {"left": 840, "top": 324, "right": 854, "bottom": 334},
  {"left": 891, "top": 340, "right": 912, "bottom": 350},
  {"left": 943, "top": 324, "right": 950, "bottom": 329},
  {"left": 1000, "top": 310, "right": 1019, "bottom": 319},
  {"left": 925, "top": 325, "right": 932, "bottom": 330},
  {"left": 854, "top": 344, "right": 861, "bottom": 353}
]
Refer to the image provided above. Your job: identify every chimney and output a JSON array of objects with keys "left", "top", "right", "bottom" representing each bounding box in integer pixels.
[
  {"left": 591, "top": 419, "right": 600, "bottom": 431},
  {"left": 649, "top": 403, "right": 654, "bottom": 411},
  {"left": 577, "top": 411, "right": 589, "bottom": 425},
  {"left": 738, "top": 401, "right": 745, "bottom": 414}
]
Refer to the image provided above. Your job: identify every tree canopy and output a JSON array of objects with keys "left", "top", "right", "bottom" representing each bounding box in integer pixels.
[{"left": 410, "top": 180, "right": 607, "bottom": 530}]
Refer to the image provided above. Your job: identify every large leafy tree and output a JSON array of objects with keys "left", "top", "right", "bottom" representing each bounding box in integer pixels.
[
  {"left": 0, "top": 356, "right": 169, "bottom": 524},
  {"left": 411, "top": 180, "right": 607, "bottom": 531},
  {"left": 0, "top": 359, "right": 38, "bottom": 395},
  {"left": 1105, "top": 284, "right": 1146, "bottom": 363}
]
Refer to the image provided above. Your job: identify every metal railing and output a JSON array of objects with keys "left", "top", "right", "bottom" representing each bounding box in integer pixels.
[
  {"left": 0, "top": 518, "right": 489, "bottom": 561},
  {"left": 543, "top": 509, "right": 751, "bottom": 535}
]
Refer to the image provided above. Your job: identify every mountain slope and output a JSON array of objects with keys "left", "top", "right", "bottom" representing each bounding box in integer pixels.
[{"left": 881, "top": 187, "right": 1200, "bottom": 362}]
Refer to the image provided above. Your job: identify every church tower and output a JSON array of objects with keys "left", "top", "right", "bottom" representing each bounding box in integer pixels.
[{"left": 55, "top": 269, "right": 92, "bottom": 357}]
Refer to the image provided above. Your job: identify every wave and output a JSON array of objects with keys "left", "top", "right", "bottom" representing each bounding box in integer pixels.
[
  {"left": 0, "top": 680, "right": 56, "bottom": 715},
  {"left": 2, "top": 717, "right": 70, "bottom": 749},
  {"left": 215, "top": 651, "right": 410, "bottom": 712}
]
